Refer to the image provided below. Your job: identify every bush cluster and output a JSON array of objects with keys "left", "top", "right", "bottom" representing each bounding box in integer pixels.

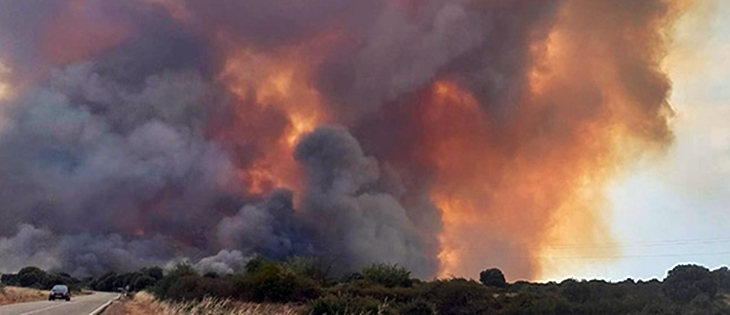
[
  {"left": 0, "top": 266, "right": 82, "bottom": 291},
  {"left": 90, "top": 267, "right": 164, "bottom": 292},
  {"left": 152, "top": 257, "right": 327, "bottom": 303},
  {"left": 302, "top": 264, "right": 730, "bottom": 315}
]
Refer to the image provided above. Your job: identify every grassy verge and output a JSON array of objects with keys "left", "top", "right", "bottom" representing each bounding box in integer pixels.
[
  {"left": 104, "top": 291, "right": 302, "bottom": 315},
  {"left": 0, "top": 286, "right": 47, "bottom": 306}
]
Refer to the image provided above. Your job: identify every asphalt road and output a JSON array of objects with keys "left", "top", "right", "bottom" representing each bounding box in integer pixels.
[{"left": 0, "top": 292, "right": 117, "bottom": 315}]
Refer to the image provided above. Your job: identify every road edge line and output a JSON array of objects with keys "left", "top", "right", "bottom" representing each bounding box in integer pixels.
[{"left": 88, "top": 294, "right": 120, "bottom": 315}]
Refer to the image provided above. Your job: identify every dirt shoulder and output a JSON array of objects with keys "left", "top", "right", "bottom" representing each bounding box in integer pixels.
[
  {"left": 101, "top": 293, "right": 164, "bottom": 315},
  {"left": 0, "top": 286, "right": 48, "bottom": 306}
]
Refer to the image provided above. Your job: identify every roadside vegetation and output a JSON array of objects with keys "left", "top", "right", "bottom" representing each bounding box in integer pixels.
[
  {"left": 0, "top": 286, "right": 47, "bottom": 306},
  {"left": 105, "top": 291, "right": 301, "bottom": 315},
  {"left": 3, "top": 260, "right": 730, "bottom": 314},
  {"left": 0, "top": 266, "right": 83, "bottom": 292}
]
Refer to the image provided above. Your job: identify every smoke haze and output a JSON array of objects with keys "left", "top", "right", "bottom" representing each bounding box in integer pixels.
[{"left": 0, "top": 0, "right": 689, "bottom": 280}]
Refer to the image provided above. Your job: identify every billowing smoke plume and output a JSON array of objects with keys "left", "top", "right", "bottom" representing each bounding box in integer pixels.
[{"left": 0, "top": 0, "right": 688, "bottom": 279}]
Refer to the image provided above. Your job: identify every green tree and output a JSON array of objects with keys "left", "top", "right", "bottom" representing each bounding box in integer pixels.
[
  {"left": 479, "top": 268, "right": 507, "bottom": 288},
  {"left": 131, "top": 275, "right": 156, "bottom": 291},
  {"left": 663, "top": 264, "right": 717, "bottom": 304},
  {"left": 17, "top": 266, "right": 45, "bottom": 288},
  {"left": 144, "top": 267, "right": 164, "bottom": 281}
]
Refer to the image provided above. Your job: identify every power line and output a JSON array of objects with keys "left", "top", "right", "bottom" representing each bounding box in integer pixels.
[
  {"left": 529, "top": 251, "right": 730, "bottom": 260},
  {"left": 547, "top": 236, "right": 730, "bottom": 249},
  {"left": 455, "top": 236, "right": 730, "bottom": 251}
]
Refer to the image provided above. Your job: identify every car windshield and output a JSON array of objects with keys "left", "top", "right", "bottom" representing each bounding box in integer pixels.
[{"left": 51, "top": 285, "right": 68, "bottom": 292}]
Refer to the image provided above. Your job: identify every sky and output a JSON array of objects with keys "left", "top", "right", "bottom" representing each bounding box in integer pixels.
[{"left": 543, "top": 0, "right": 730, "bottom": 282}]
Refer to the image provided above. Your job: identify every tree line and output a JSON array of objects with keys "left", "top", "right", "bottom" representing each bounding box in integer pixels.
[{"left": 2, "top": 260, "right": 730, "bottom": 314}]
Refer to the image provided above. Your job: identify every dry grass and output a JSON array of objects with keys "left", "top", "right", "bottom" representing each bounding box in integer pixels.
[
  {"left": 115, "top": 291, "right": 303, "bottom": 315},
  {"left": 0, "top": 286, "right": 47, "bottom": 306}
]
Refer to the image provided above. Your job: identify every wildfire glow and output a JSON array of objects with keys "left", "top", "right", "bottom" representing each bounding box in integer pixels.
[
  {"left": 213, "top": 33, "right": 342, "bottom": 197},
  {"left": 0, "top": 0, "right": 690, "bottom": 281},
  {"left": 179, "top": 0, "right": 684, "bottom": 280},
  {"left": 221, "top": 48, "right": 324, "bottom": 146}
]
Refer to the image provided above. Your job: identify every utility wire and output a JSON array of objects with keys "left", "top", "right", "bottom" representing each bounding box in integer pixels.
[
  {"left": 450, "top": 236, "right": 730, "bottom": 260},
  {"left": 535, "top": 250, "right": 730, "bottom": 260},
  {"left": 547, "top": 236, "right": 730, "bottom": 249},
  {"left": 456, "top": 236, "right": 730, "bottom": 251}
]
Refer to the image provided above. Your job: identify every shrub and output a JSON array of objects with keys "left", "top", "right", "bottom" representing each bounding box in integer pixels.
[
  {"left": 292, "top": 276, "right": 323, "bottom": 302},
  {"left": 306, "top": 295, "right": 348, "bottom": 315},
  {"left": 250, "top": 263, "right": 297, "bottom": 302},
  {"left": 399, "top": 300, "right": 436, "bottom": 315},
  {"left": 330, "top": 281, "right": 420, "bottom": 305},
  {"left": 244, "top": 255, "right": 267, "bottom": 274},
  {"left": 560, "top": 279, "right": 590, "bottom": 303},
  {"left": 361, "top": 263, "right": 412, "bottom": 288},
  {"left": 284, "top": 256, "right": 331, "bottom": 285},
  {"left": 304, "top": 294, "right": 391, "bottom": 315},
  {"left": 342, "top": 272, "right": 364, "bottom": 283},
  {"left": 153, "top": 263, "right": 199, "bottom": 300},
  {"left": 237, "top": 260, "right": 322, "bottom": 303},
  {"left": 424, "top": 278, "right": 494, "bottom": 315}
]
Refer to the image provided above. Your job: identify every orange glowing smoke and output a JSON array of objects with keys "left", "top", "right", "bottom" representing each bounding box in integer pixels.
[
  {"left": 212, "top": 34, "right": 342, "bottom": 196},
  {"left": 419, "top": 0, "right": 686, "bottom": 280},
  {"left": 150, "top": 0, "right": 688, "bottom": 280},
  {"left": 424, "top": 77, "right": 619, "bottom": 279}
]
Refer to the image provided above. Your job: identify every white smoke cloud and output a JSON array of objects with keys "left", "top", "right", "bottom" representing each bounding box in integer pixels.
[{"left": 194, "top": 250, "right": 249, "bottom": 275}]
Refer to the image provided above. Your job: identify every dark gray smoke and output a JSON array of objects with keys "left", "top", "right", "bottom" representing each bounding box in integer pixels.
[
  {"left": 0, "top": 224, "right": 172, "bottom": 276},
  {"left": 0, "top": 0, "right": 451, "bottom": 278},
  {"left": 0, "top": 4, "right": 237, "bottom": 275},
  {"left": 294, "top": 127, "right": 438, "bottom": 276},
  {"left": 217, "top": 189, "right": 311, "bottom": 259}
]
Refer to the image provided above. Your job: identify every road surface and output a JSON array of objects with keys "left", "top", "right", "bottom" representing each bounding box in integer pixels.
[{"left": 0, "top": 292, "right": 117, "bottom": 315}]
